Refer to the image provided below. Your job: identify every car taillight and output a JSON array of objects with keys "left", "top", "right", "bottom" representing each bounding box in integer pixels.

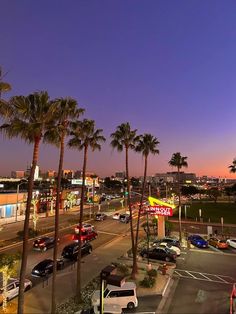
[{"left": 39, "top": 243, "right": 44, "bottom": 246}]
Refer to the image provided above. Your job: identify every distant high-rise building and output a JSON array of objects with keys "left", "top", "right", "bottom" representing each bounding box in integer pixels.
[
  {"left": 25, "top": 164, "right": 39, "bottom": 180},
  {"left": 11, "top": 170, "right": 25, "bottom": 179}
]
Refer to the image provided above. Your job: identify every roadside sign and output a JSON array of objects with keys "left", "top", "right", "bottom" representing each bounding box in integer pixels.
[{"left": 147, "top": 205, "right": 173, "bottom": 216}]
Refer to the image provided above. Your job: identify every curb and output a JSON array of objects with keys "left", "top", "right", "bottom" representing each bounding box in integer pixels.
[{"left": 156, "top": 276, "right": 179, "bottom": 314}]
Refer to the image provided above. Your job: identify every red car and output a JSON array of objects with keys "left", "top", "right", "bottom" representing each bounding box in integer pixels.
[{"left": 72, "top": 230, "right": 98, "bottom": 243}]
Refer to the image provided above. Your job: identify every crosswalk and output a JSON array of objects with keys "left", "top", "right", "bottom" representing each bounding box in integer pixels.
[{"left": 174, "top": 269, "right": 236, "bottom": 284}]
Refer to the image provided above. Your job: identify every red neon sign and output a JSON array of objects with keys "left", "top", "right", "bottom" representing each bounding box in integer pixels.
[{"left": 147, "top": 205, "right": 173, "bottom": 217}]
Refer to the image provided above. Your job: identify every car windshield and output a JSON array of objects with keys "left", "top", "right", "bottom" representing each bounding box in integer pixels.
[
  {"left": 219, "top": 240, "right": 226, "bottom": 243},
  {"left": 104, "top": 288, "right": 110, "bottom": 298},
  {"left": 36, "top": 260, "right": 52, "bottom": 268}
]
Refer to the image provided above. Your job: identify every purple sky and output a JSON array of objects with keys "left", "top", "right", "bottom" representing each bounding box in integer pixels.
[{"left": 1, "top": 1, "right": 236, "bottom": 178}]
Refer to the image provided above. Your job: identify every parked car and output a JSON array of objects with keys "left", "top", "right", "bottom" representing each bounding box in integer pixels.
[
  {"left": 227, "top": 238, "right": 236, "bottom": 249},
  {"left": 33, "top": 236, "right": 57, "bottom": 252},
  {"left": 74, "top": 223, "right": 94, "bottom": 234},
  {"left": 188, "top": 235, "right": 208, "bottom": 248},
  {"left": 153, "top": 237, "right": 180, "bottom": 248},
  {"left": 92, "top": 282, "right": 138, "bottom": 310},
  {"left": 95, "top": 213, "right": 107, "bottom": 221},
  {"left": 0, "top": 278, "right": 32, "bottom": 305},
  {"left": 140, "top": 246, "right": 177, "bottom": 262},
  {"left": 119, "top": 214, "right": 131, "bottom": 224},
  {"left": 72, "top": 230, "right": 98, "bottom": 242},
  {"left": 62, "top": 242, "right": 92, "bottom": 261},
  {"left": 112, "top": 212, "right": 120, "bottom": 220},
  {"left": 208, "top": 237, "right": 228, "bottom": 249},
  {"left": 153, "top": 241, "right": 181, "bottom": 256},
  {"left": 31, "top": 259, "right": 64, "bottom": 277}
]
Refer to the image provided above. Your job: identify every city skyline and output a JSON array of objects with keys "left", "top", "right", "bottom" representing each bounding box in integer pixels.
[{"left": 1, "top": 1, "right": 236, "bottom": 179}]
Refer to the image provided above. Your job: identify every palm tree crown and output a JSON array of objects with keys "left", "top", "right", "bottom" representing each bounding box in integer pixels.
[
  {"left": 44, "top": 97, "right": 84, "bottom": 146},
  {"left": 68, "top": 119, "right": 105, "bottom": 151},
  {"left": 110, "top": 122, "right": 139, "bottom": 151},
  {"left": 229, "top": 159, "right": 236, "bottom": 173},
  {"left": 1, "top": 91, "right": 57, "bottom": 142},
  {"left": 135, "top": 133, "right": 160, "bottom": 157},
  {"left": 169, "top": 152, "right": 188, "bottom": 170}
]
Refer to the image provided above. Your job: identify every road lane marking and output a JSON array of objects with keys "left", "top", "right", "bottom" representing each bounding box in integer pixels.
[
  {"left": 185, "top": 271, "right": 197, "bottom": 279},
  {"left": 174, "top": 269, "right": 236, "bottom": 284},
  {"left": 199, "top": 273, "right": 213, "bottom": 281},
  {"left": 214, "top": 275, "right": 229, "bottom": 283}
]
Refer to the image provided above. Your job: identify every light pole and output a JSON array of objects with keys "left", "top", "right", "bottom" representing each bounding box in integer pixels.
[{"left": 16, "top": 180, "right": 27, "bottom": 222}]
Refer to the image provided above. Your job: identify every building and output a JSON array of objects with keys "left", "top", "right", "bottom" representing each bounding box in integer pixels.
[
  {"left": 62, "top": 170, "right": 74, "bottom": 179},
  {"left": 11, "top": 170, "right": 25, "bottom": 179},
  {"left": 115, "top": 172, "right": 126, "bottom": 180},
  {"left": 46, "top": 170, "right": 57, "bottom": 179}
]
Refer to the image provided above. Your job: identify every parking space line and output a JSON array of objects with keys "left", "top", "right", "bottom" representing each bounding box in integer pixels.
[
  {"left": 199, "top": 273, "right": 213, "bottom": 281},
  {"left": 175, "top": 270, "right": 184, "bottom": 277},
  {"left": 174, "top": 269, "right": 236, "bottom": 284},
  {"left": 214, "top": 275, "right": 229, "bottom": 283},
  {"left": 185, "top": 271, "right": 197, "bottom": 279}
]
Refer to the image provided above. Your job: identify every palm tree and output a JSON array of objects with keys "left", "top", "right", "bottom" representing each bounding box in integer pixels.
[
  {"left": 110, "top": 122, "right": 139, "bottom": 279},
  {"left": 0, "top": 91, "right": 57, "bottom": 314},
  {"left": 229, "top": 159, "right": 236, "bottom": 173},
  {"left": 134, "top": 134, "right": 159, "bottom": 274},
  {"left": 44, "top": 97, "right": 84, "bottom": 314},
  {"left": 168, "top": 152, "right": 188, "bottom": 242},
  {"left": 68, "top": 119, "right": 105, "bottom": 301},
  {"left": 0, "top": 66, "right": 11, "bottom": 99}
]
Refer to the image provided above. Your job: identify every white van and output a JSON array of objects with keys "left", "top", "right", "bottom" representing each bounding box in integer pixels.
[{"left": 91, "top": 282, "right": 138, "bottom": 310}]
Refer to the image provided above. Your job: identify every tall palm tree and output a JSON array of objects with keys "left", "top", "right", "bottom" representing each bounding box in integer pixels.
[
  {"left": 229, "top": 159, "right": 236, "bottom": 173},
  {"left": 110, "top": 122, "right": 139, "bottom": 279},
  {"left": 168, "top": 152, "right": 188, "bottom": 242},
  {"left": 68, "top": 119, "right": 105, "bottom": 301},
  {"left": 44, "top": 98, "right": 84, "bottom": 314},
  {"left": 0, "top": 91, "right": 57, "bottom": 314},
  {"left": 134, "top": 134, "right": 159, "bottom": 275}
]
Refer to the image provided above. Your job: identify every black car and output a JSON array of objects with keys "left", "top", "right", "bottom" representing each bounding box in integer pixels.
[
  {"left": 153, "top": 237, "right": 180, "bottom": 248},
  {"left": 31, "top": 259, "right": 64, "bottom": 277},
  {"left": 61, "top": 242, "right": 92, "bottom": 261},
  {"left": 119, "top": 214, "right": 131, "bottom": 224},
  {"left": 140, "top": 247, "right": 177, "bottom": 262},
  {"left": 95, "top": 213, "right": 107, "bottom": 221},
  {"left": 33, "top": 236, "right": 56, "bottom": 251}
]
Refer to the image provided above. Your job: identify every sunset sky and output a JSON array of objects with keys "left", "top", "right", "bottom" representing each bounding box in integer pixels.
[{"left": 1, "top": 1, "right": 236, "bottom": 179}]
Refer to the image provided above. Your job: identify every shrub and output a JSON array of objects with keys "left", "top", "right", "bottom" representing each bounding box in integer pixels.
[
  {"left": 17, "top": 228, "right": 39, "bottom": 239},
  {"left": 147, "top": 268, "right": 157, "bottom": 278},
  {"left": 140, "top": 276, "right": 156, "bottom": 288},
  {"left": 117, "top": 263, "right": 130, "bottom": 276}
]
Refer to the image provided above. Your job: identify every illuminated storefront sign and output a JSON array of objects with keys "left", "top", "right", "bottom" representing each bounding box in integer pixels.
[
  {"left": 147, "top": 205, "right": 173, "bottom": 216},
  {"left": 148, "top": 196, "right": 175, "bottom": 216}
]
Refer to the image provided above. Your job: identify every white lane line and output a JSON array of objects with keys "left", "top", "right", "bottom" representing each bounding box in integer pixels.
[
  {"left": 199, "top": 273, "right": 213, "bottom": 281},
  {"left": 214, "top": 275, "right": 229, "bottom": 283},
  {"left": 185, "top": 271, "right": 197, "bottom": 279},
  {"left": 175, "top": 270, "right": 184, "bottom": 277}
]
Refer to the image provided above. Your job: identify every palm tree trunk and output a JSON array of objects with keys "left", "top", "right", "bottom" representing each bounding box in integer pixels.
[
  {"left": 177, "top": 167, "right": 182, "bottom": 242},
  {"left": 18, "top": 137, "right": 40, "bottom": 314},
  {"left": 51, "top": 135, "right": 64, "bottom": 313},
  {"left": 132, "top": 155, "right": 148, "bottom": 277},
  {"left": 125, "top": 147, "right": 136, "bottom": 279},
  {"left": 76, "top": 146, "right": 88, "bottom": 301}
]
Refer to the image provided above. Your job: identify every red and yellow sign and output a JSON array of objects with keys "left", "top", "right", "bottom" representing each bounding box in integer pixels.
[{"left": 147, "top": 196, "right": 175, "bottom": 217}]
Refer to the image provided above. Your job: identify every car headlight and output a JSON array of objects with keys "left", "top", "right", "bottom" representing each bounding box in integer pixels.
[{"left": 33, "top": 270, "right": 39, "bottom": 273}]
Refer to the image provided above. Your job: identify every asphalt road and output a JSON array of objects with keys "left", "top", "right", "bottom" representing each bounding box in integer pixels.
[{"left": 162, "top": 248, "right": 236, "bottom": 314}]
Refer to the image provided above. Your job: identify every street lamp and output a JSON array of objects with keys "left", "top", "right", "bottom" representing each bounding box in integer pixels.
[{"left": 16, "top": 180, "right": 27, "bottom": 222}]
